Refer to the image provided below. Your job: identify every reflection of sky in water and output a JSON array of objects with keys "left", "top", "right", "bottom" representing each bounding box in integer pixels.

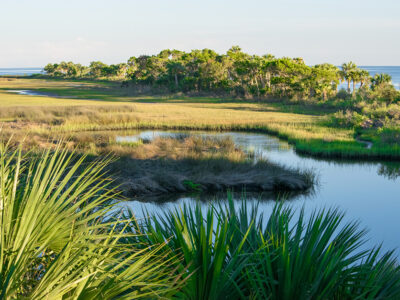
[
  {"left": 7, "top": 90, "right": 46, "bottom": 96},
  {"left": 115, "top": 130, "right": 400, "bottom": 257}
]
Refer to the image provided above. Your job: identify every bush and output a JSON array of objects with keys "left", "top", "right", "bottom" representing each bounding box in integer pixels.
[
  {"left": 336, "top": 88, "right": 351, "bottom": 100},
  {"left": 330, "top": 110, "right": 368, "bottom": 128},
  {"left": 372, "top": 84, "right": 400, "bottom": 104}
]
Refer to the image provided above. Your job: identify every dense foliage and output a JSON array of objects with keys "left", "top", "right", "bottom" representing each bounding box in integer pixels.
[{"left": 43, "top": 47, "right": 400, "bottom": 102}]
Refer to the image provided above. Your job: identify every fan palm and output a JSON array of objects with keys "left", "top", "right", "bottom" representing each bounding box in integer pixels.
[
  {"left": 340, "top": 62, "right": 357, "bottom": 93},
  {"left": 0, "top": 141, "right": 178, "bottom": 299}
]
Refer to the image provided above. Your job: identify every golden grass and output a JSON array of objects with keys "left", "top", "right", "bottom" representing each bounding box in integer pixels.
[
  {"left": 0, "top": 77, "right": 363, "bottom": 158},
  {"left": 0, "top": 91, "right": 100, "bottom": 107}
]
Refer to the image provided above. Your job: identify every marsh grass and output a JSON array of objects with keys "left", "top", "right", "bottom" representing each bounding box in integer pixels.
[
  {"left": 102, "top": 135, "right": 315, "bottom": 196},
  {"left": 0, "top": 104, "right": 137, "bottom": 125},
  {"left": 0, "top": 131, "right": 314, "bottom": 197},
  {"left": 1, "top": 77, "right": 399, "bottom": 160}
]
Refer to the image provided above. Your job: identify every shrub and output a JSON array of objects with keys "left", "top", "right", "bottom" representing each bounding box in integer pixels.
[
  {"left": 336, "top": 88, "right": 351, "bottom": 100},
  {"left": 330, "top": 110, "right": 368, "bottom": 128}
]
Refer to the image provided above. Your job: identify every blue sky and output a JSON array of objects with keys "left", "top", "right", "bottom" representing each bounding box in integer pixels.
[{"left": 1, "top": 0, "right": 399, "bottom": 67}]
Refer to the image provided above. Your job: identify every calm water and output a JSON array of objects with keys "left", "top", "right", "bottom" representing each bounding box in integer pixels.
[
  {"left": 117, "top": 130, "right": 400, "bottom": 256},
  {"left": 0, "top": 68, "right": 43, "bottom": 76}
]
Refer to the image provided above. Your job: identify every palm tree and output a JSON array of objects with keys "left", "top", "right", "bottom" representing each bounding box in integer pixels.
[
  {"left": 350, "top": 69, "right": 362, "bottom": 96},
  {"left": 372, "top": 73, "right": 392, "bottom": 88},
  {"left": 312, "top": 63, "right": 339, "bottom": 100},
  {"left": 358, "top": 69, "right": 371, "bottom": 89},
  {"left": 340, "top": 62, "right": 357, "bottom": 93},
  {"left": 0, "top": 142, "right": 178, "bottom": 299}
]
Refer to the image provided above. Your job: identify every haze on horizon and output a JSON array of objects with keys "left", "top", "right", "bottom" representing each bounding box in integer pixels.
[{"left": 1, "top": 0, "right": 399, "bottom": 68}]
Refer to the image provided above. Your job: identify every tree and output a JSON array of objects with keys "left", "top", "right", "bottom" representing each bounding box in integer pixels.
[
  {"left": 371, "top": 73, "right": 392, "bottom": 89},
  {"left": 167, "top": 61, "right": 185, "bottom": 89},
  {"left": 89, "top": 61, "right": 108, "bottom": 78},
  {"left": 312, "top": 64, "right": 340, "bottom": 100},
  {"left": 370, "top": 73, "right": 398, "bottom": 104},
  {"left": 44, "top": 63, "right": 58, "bottom": 76},
  {"left": 358, "top": 69, "right": 371, "bottom": 89},
  {"left": 350, "top": 69, "right": 361, "bottom": 97},
  {"left": 45, "top": 47, "right": 389, "bottom": 102},
  {"left": 340, "top": 62, "right": 357, "bottom": 93}
]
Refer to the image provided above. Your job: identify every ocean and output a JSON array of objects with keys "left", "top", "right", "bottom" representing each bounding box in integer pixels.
[{"left": 0, "top": 68, "right": 43, "bottom": 76}]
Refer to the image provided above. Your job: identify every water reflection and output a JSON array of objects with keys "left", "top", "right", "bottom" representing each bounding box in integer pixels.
[
  {"left": 378, "top": 162, "right": 400, "bottom": 180},
  {"left": 132, "top": 189, "right": 314, "bottom": 204}
]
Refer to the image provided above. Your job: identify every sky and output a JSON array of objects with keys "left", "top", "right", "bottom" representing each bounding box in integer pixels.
[{"left": 1, "top": 0, "right": 400, "bottom": 67}]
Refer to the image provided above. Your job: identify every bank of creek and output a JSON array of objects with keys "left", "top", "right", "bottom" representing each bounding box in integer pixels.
[{"left": 113, "top": 130, "right": 400, "bottom": 257}]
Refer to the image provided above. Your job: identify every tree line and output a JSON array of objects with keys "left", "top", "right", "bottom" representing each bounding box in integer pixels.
[{"left": 44, "top": 47, "right": 399, "bottom": 102}]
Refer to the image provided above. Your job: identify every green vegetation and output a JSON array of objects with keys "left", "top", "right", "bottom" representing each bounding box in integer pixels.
[
  {"left": 2, "top": 46, "right": 400, "bottom": 161},
  {"left": 1, "top": 75, "right": 400, "bottom": 159},
  {"left": 0, "top": 142, "right": 179, "bottom": 299},
  {"left": 41, "top": 49, "right": 400, "bottom": 153},
  {"left": 1, "top": 142, "right": 399, "bottom": 299},
  {"left": 42, "top": 47, "right": 399, "bottom": 104},
  {"left": 0, "top": 131, "right": 314, "bottom": 197},
  {"left": 138, "top": 200, "right": 400, "bottom": 299}
]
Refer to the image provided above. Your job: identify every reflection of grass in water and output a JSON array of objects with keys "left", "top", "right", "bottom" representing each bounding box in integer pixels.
[
  {"left": 136, "top": 189, "right": 312, "bottom": 204},
  {"left": 378, "top": 162, "right": 400, "bottom": 180}
]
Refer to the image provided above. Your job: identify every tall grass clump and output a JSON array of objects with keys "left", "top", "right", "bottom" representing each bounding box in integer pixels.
[
  {"left": 130, "top": 196, "right": 400, "bottom": 299},
  {"left": 0, "top": 140, "right": 178, "bottom": 299}
]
